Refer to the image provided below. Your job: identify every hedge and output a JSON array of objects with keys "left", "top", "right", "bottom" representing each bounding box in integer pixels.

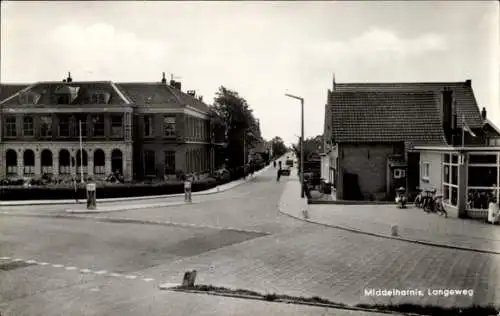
[{"left": 0, "top": 163, "right": 267, "bottom": 201}]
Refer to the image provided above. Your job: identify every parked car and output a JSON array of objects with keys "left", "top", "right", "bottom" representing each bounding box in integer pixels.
[{"left": 280, "top": 166, "right": 291, "bottom": 176}]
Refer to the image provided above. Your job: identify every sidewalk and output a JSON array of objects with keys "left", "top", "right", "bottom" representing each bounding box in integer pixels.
[
  {"left": 0, "top": 164, "right": 272, "bottom": 207},
  {"left": 279, "top": 178, "right": 500, "bottom": 254}
]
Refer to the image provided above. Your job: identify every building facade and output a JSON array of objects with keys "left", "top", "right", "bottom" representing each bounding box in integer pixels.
[
  {"left": 415, "top": 147, "right": 500, "bottom": 218},
  {"left": 0, "top": 73, "right": 218, "bottom": 182},
  {"left": 322, "top": 77, "right": 500, "bottom": 210}
]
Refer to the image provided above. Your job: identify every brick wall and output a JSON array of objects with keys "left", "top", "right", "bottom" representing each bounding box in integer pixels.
[{"left": 338, "top": 143, "right": 397, "bottom": 200}]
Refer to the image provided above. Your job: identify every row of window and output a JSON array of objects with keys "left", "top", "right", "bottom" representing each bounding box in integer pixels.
[
  {"left": 18, "top": 91, "right": 112, "bottom": 105},
  {"left": 143, "top": 116, "right": 176, "bottom": 137},
  {"left": 3, "top": 115, "right": 122, "bottom": 138},
  {"left": 5, "top": 148, "right": 123, "bottom": 176}
]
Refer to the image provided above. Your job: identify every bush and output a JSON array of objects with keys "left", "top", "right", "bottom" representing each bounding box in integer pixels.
[{"left": 0, "top": 177, "right": 220, "bottom": 201}]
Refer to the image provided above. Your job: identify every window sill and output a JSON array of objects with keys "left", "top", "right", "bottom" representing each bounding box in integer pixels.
[{"left": 421, "top": 177, "right": 430, "bottom": 183}]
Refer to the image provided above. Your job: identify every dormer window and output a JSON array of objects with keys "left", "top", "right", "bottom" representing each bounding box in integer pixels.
[
  {"left": 90, "top": 92, "right": 110, "bottom": 104},
  {"left": 18, "top": 92, "right": 41, "bottom": 104},
  {"left": 55, "top": 85, "right": 80, "bottom": 104}
]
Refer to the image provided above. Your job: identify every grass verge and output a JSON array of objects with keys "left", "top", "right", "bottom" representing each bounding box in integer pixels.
[{"left": 170, "top": 284, "right": 499, "bottom": 316}]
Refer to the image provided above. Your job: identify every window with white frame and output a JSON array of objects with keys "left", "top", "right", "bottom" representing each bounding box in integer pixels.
[
  {"left": 5, "top": 116, "right": 17, "bottom": 137},
  {"left": 23, "top": 116, "right": 34, "bottom": 137},
  {"left": 163, "top": 116, "right": 176, "bottom": 137},
  {"left": 111, "top": 115, "right": 123, "bottom": 138},
  {"left": 421, "top": 162, "right": 430, "bottom": 180},
  {"left": 144, "top": 115, "right": 153, "bottom": 137},
  {"left": 443, "top": 153, "right": 459, "bottom": 207}
]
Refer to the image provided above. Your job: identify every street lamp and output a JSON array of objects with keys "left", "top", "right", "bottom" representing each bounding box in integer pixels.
[{"left": 285, "top": 93, "right": 305, "bottom": 198}]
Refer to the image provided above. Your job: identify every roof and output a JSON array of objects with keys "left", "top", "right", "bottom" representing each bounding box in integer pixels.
[
  {"left": 1, "top": 81, "right": 130, "bottom": 105},
  {"left": 0, "top": 84, "right": 30, "bottom": 103},
  {"left": 329, "top": 91, "right": 447, "bottom": 145},
  {"left": 1, "top": 81, "right": 211, "bottom": 113},
  {"left": 332, "top": 81, "right": 483, "bottom": 129},
  {"left": 115, "top": 83, "right": 182, "bottom": 107}
]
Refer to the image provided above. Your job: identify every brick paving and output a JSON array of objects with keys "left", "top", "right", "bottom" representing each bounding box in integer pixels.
[
  {"left": 135, "top": 222, "right": 500, "bottom": 308},
  {"left": 280, "top": 178, "right": 500, "bottom": 254}
]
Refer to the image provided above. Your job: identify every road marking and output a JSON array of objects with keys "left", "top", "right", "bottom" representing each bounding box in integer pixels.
[
  {"left": 38, "top": 262, "right": 49, "bottom": 266},
  {"left": 52, "top": 264, "right": 64, "bottom": 268},
  {"left": 109, "top": 272, "right": 123, "bottom": 277},
  {"left": 13, "top": 258, "right": 23, "bottom": 262},
  {"left": 125, "top": 275, "right": 138, "bottom": 279},
  {"left": 25, "top": 260, "right": 37, "bottom": 264},
  {"left": 65, "top": 266, "right": 77, "bottom": 271},
  {"left": 0, "top": 257, "right": 11, "bottom": 260},
  {"left": 143, "top": 278, "right": 155, "bottom": 282},
  {"left": 94, "top": 270, "right": 108, "bottom": 275},
  {"left": 80, "top": 268, "right": 92, "bottom": 273}
]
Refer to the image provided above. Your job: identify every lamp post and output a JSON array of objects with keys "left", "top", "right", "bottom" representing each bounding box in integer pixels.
[{"left": 285, "top": 93, "right": 305, "bottom": 198}]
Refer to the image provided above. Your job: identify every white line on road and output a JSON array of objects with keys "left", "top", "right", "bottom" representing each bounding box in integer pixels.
[
  {"left": 125, "top": 275, "right": 138, "bottom": 279},
  {"left": 142, "top": 278, "right": 155, "bottom": 282},
  {"left": 13, "top": 258, "right": 23, "bottom": 262},
  {"left": 25, "top": 260, "right": 37, "bottom": 264},
  {"left": 109, "top": 273, "right": 123, "bottom": 277},
  {"left": 65, "top": 266, "right": 77, "bottom": 270},
  {"left": 52, "top": 264, "right": 64, "bottom": 268},
  {"left": 38, "top": 262, "right": 49, "bottom": 266},
  {"left": 80, "top": 268, "right": 92, "bottom": 273},
  {"left": 94, "top": 270, "right": 108, "bottom": 275},
  {"left": 0, "top": 257, "right": 11, "bottom": 260}
]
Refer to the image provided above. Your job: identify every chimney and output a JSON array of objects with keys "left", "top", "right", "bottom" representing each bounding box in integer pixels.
[
  {"left": 465, "top": 79, "right": 471, "bottom": 87},
  {"left": 187, "top": 90, "right": 196, "bottom": 97},
  {"left": 198, "top": 95, "right": 203, "bottom": 102},
  {"left": 481, "top": 107, "right": 487, "bottom": 120},
  {"left": 441, "top": 88, "right": 454, "bottom": 144},
  {"left": 67, "top": 72, "right": 72, "bottom": 83},
  {"left": 170, "top": 80, "right": 181, "bottom": 90},
  {"left": 161, "top": 72, "right": 166, "bottom": 84}
]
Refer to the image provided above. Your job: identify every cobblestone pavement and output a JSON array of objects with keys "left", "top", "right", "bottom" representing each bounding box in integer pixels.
[{"left": 282, "top": 179, "right": 500, "bottom": 253}]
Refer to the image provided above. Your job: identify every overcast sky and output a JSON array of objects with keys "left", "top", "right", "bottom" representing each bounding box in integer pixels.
[{"left": 1, "top": 1, "right": 498, "bottom": 145}]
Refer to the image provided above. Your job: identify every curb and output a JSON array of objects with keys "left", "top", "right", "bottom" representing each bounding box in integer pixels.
[
  {"left": 165, "top": 288, "right": 412, "bottom": 316},
  {"left": 308, "top": 200, "right": 394, "bottom": 205},
  {"left": 278, "top": 207, "right": 500, "bottom": 255},
  {"left": 0, "top": 166, "right": 271, "bottom": 207},
  {"left": 65, "top": 201, "right": 188, "bottom": 214}
]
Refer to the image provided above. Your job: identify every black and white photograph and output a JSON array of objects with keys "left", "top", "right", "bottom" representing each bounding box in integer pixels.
[{"left": 0, "top": 1, "right": 499, "bottom": 315}]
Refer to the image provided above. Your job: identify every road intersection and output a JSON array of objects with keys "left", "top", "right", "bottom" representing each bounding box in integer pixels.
[{"left": 0, "top": 160, "right": 499, "bottom": 315}]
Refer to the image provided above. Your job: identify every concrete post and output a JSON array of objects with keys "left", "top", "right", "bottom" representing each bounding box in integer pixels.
[{"left": 35, "top": 149, "right": 41, "bottom": 178}]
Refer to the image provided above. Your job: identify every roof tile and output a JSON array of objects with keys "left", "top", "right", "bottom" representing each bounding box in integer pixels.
[{"left": 329, "top": 91, "right": 447, "bottom": 145}]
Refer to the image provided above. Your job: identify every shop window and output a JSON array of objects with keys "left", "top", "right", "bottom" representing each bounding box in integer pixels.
[
  {"left": 468, "top": 166, "right": 498, "bottom": 187},
  {"left": 469, "top": 154, "right": 497, "bottom": 164}
]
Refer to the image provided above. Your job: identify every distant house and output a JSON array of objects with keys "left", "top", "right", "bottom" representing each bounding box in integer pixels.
[{"left": 322, "top": 78, "right": 500, "bottom": 218}]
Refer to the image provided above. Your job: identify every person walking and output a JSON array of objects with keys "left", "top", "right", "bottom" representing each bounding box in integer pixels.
[
  {"left": 276, "top": 166, "right": 282, "bottom": 182},
  {"left": 273, "top": 160, "right": 276, "bottom": 168},
  {"left": 184, "top": 173, "right": 193, "bottom": 203}
]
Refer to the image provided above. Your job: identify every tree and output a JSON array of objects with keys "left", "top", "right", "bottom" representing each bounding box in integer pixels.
[
  {"left": 270, "top": 136, "right": 288, "bottom": 159},
  {"left": 292, "top": 135, "right": 324, "bottom": 169},
  {"left": 209, "top": 86, "right": 263, "bottom": 169}
]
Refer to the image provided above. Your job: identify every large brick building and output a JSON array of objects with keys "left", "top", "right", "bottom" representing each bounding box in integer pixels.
[
  {"left": 322, "top": 78, "right": 500, "bottom": 217},
  {"left": 0, "top": 73, "right": 220, "bottom": 182}
]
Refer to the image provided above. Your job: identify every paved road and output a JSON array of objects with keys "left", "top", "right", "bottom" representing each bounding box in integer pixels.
[{"left": 1, "top": 157, "right": 499, "bottom": 315}]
